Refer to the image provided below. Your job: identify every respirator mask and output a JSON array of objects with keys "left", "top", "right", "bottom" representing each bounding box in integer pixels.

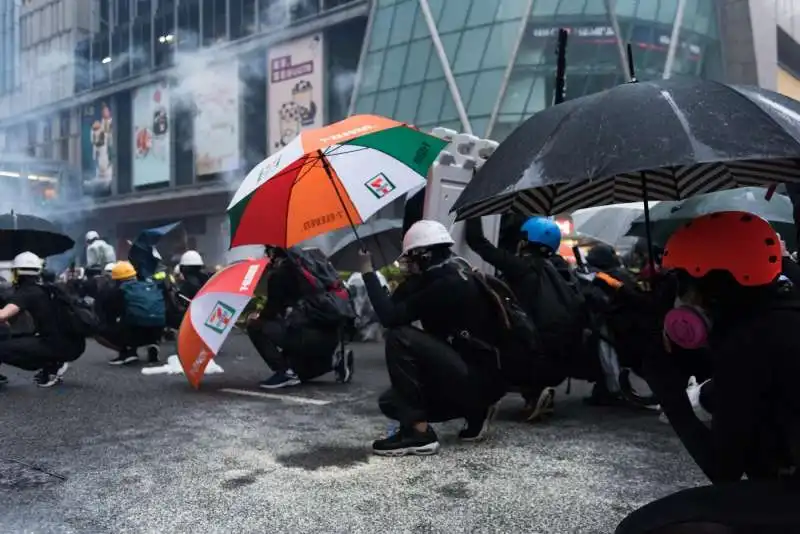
[{"left": 663, "top": 295, "right": 713, "bottom": 350}]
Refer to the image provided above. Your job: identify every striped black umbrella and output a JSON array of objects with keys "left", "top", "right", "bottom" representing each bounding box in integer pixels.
[{"left": 451, "top": 77, "right": 800, "bottom": 221}]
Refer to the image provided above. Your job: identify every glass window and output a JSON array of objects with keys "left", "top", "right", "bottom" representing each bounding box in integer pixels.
[
  {"left": 557, "top": 0, "right": 587, "bottom": 15},
  {"left": 532, "top": 0, "right": 559, "bottom": 17},
  {"left": 379, "top": 45, "right": 408, "bottom": 90},
  {"left": 635, "top": 0, "right": 657, "bottom": 20},
  {"left": 614, "top": 0, "right": 636, "bottom": 17},
  {"left": 440, "top": 31, "right": 461, "bottom": 64},
  {"left": 354, "top": 93, "right": 376, "bottom": 114},
  {"left": 470, "top": 117, "right": 489, "bottom": 137},
  {"left": 482, "top": 20, "right": 520, "bottom": 69},
  {"left": 467, "top": 1, "right": 498, "bottom": 26},
  {"left": 439, "top": 91, "right": 459, "bottom": 122},
  {"left": 395, "top": 83, "right": 423, "bottom": 123},
  {"left": 428, "top": 0, "right": 445, "bottom": 25},
  {"left": 417, "top": 80, "right": 447, "bottom": 124},
  {"left": 154, "top": 8, "right": 176, "bottom": 67},
  {"left": 496, "top": 0, "right": 526, "bottom": 20},
  {"left": 411, "top": 7, "right": 430, "bottom": 40},
  {"left": 230, "top": 0, "right": 258, "bottom": 39},
  {"left": 690, "top": 0, "right": 712, "bottom": 35},
  {"left": 453, "top": 26, "right": 490, "bottom": 73},
  {"left": 526, "top": 76, "right": 549, "bottom": 113},
  {"left": 202, "top": 0, "right": 228, "bottom": 46},
  {"left": 177, "top": 0, "right": 200, "bottom": 51},
  {"left": 491, "top": 115, "right": 523, "bottom": 140},
  {"left": 500, "top": 73, "right": 534, "bottom": 114},
  {"left": 378, "top": 0, "right": 397, "bottom": 6},
  {"left": 583, "top": 0, "right": 607, "bottom": 15},
  {"left": 369, "top": 5, "right": 394, "bottom": 51},
  {"left": 438, "top": 0, "right": 470, "bottom": 33},
  {"left": 425, "top": 41, "right": 444, "bottom": 79},
  {"left": 455, "top": 73, "right": 477, "bottom": 106},
  {"left": 360, "top": 50, "right": 384, "bottom": 93},
  {"left": 374, "top": 89, "right": 399, "bottom": 117},
  {"left": 388, "top": 1, "right": 416, "bottom": 46},
  {"left": 469, "top": 69, "right": 503, "bottom": 115},
  {"left": 656, "top": 0, "right": 677, "bottom": 24},
  {"left": 404, "top": 39, "right": 432, "bottom": 84}
]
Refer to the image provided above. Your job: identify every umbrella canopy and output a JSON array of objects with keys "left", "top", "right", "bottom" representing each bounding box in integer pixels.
[
  {"left": 627, "top": 187, "right": 796, "bottom": 248},
  {"left": 129, "top": 221, "right": 181, "bottom": 279},
  {"left": 573, "top": 203, "right": 656, "bottom": 248},
  {"left": 178, "top": 257, "right": 270, "bottom": 389},
  {"left": 0, "top": 212, "right": 75, "bottom": 260},
  {"left": 301, "top": 217, "right": 403, "bottom": 271},
  {"left": 452, "top": 78, "right": 800, "bottom": 220},
  {"left": 227, "top": 114, "right": 446, "bottom": 249}
]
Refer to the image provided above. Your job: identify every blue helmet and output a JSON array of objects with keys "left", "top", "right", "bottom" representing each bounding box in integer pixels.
[{"left": 520, "top": 217, "right": 561, "bottom": 252}]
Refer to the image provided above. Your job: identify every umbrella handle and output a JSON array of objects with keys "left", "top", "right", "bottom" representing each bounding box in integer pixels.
[
  {"left": 640, "top": 172, "right": 656, "bottom": 274},
  {"left": 318, "top": 149, "right": 367, "bottom": 252}
]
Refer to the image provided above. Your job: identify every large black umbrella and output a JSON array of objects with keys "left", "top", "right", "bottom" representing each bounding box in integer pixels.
[
  {"left": 0, "top": 211, "right": 75, "bottom": 261},
  {"left": 452, "top": 77, "right": 800, "bottom": 220}
]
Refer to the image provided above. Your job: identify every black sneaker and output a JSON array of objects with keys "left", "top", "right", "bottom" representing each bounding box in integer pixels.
[
  {"left": 146, "top": 344, "right": 160, "bottom": 364},
  {"left": 334, "top": 349, "right": 354, "bottom": 384},
  {"left": 259, "top": 370, "right": 301, "bottom": 389},
  {"left": 34, "top": 363, "right": 68, "bottom": 388},
  {"left": 109, "top": 350, "right": 138, "bottom": 366},
  {"left": 372, "top": 426, "right": 440, "bottom": 457},
  {"left": 459, "top": 402, "right": 499, "bottom": 442}
]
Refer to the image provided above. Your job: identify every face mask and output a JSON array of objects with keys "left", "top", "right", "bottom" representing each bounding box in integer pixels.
[{"left": 663, "top": 302, "right": 712, "bottom": 350}]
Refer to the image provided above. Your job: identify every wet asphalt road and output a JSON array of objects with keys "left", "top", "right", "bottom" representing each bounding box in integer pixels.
[{"left": 0, "top": 333, "right": 706, "bottom": 533}]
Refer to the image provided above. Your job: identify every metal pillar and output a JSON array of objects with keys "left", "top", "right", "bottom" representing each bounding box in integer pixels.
[
  {"left": 604, "top": 0, "right": 631, "bottom": 82},
  {"left": 663, "top": 0, "right": 688, "bottom": 79},
  {"left": 417, "top": 0, "right": 472, "bottom": 134},
  {"left": 485, "top": 0, "right": 535, "bottom": 138}
]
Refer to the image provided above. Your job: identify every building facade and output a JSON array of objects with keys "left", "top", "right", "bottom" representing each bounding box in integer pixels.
[{"left": 0, "top": 0, "right": 795, "bottom": 265}]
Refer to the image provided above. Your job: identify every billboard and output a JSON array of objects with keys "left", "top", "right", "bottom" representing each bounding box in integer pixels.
[
  {"left": 132, "top": 81, "right": 171, "bottom": 187},
  {"left": 81, "top": 100, "right": 114, "bottom": 196},
  {"left": 268, "top": 33, "right": 325, "bottom": 152},
  {"left": 193, "top": 61, "right": 240, "bottom": 176}
]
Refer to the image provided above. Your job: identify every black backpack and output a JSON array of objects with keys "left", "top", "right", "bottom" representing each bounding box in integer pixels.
[
  {"left": 42, "top": 283, "right": 100, "bottom": 340},
  {"left": 286, "top": 247, "right": 356, "bottom": 327}
]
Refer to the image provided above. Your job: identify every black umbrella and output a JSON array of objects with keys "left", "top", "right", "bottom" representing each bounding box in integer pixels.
[
  {"left": 452, "top": 77, "right": 800, "bottom": 221},
  {"left": 0, "top": 211, "right": 75, "bottom": 261}
]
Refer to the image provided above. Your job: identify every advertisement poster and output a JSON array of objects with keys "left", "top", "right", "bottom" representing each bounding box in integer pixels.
[
  {"left": 268, "top": 33, "right": 325, "bottom": 152},
  {"left": 193, "top": 61, "right": 240, "bottom": 176},
  {"left": 132, "top": 81, "right": 171, "bottom": 187},
  {"left": 81, "top": 100, "right": 114, "bottom": 195}
]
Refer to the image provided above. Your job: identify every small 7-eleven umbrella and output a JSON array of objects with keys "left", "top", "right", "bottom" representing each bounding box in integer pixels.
[
  {"left": 177, "top": 258, "right": 269, "bottom": 389},
  {"left": 227, "top": 114, "right": 447, "bottom": 248}
]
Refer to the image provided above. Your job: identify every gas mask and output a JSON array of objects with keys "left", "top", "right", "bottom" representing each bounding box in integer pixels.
[{"left": 663, "top": 295, "right": 712, "bottom": 350}]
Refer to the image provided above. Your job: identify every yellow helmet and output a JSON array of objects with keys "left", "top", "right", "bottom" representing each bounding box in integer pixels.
[{"left": 111, "top": 261, "right": 137, "bottom": 281}]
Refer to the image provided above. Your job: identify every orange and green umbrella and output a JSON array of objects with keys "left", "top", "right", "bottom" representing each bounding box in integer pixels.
[{"left": 227, "top": 114, "right": 446, "bottom": 248}]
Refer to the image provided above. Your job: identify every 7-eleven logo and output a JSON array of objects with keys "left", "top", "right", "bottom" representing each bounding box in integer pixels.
[
  {"left": 365, "top": 173, "right": 396, "bottom": 199},
  {"left": 204, "top": 301, "right": 236, "bottom": 334}
]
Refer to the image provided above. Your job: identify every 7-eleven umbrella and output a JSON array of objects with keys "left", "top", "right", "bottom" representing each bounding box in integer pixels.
[
  {"left": 177, "top": 258, "right": 269, "bottom": 389},
  {"left": 227, "top": 114, "right": 447, "bottom": 248}
]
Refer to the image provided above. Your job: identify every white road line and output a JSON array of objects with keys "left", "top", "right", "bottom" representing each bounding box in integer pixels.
[{"left": 220, "top": 388, "right": 332, "bottom": 406}]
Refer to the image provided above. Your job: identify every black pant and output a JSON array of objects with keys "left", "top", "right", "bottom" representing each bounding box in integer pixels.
[
  {"left": 0, "top": 336, "right": 73, "bottom": 372},
  {"left": 97, "top": 323, "right": 162, "bottom": 351},
  {"left": 616, "top": 479, "right": 800, "bottom": 533},
  {"left": 378, "top": 326, "right": 504, "bottom": 426},
  {"left": 246, "top": 318, "right": 339, "bottom": 381}
]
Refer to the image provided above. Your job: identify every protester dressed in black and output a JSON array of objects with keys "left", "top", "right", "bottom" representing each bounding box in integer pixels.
[
  {"left": 0, "top": 252, "right": 82, "bottom": 387},
  {"left": 611, "top": 212, "right": 800, "bottom": 533},
  {"left": 361, "top": 220, "right": 506, "bottom": 457}
]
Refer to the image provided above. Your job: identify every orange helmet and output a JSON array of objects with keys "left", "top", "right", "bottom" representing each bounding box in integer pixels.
[{"left": 662, "top": 211, "right": 781, "bottom": 287}]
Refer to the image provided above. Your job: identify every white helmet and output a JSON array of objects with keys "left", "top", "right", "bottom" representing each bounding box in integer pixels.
[
  {"left": 85, "top": 230, "right": 99, "bottom": 243},
  {"left": 401, "top": 220, "right": 455, "bottom": 255},
  {"left": 180, "top": 250, "right": 204, "bottom": 266},
  {"left": 103, "top": 262, "right": 115, "bottom": 274},
  {"left": 12, "top": 251, "right": 43, "bottom": 275}
]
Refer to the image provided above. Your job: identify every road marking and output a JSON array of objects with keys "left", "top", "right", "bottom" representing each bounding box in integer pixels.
[{"left": 220, "top": 388, "right": 332, "bottom": 406}]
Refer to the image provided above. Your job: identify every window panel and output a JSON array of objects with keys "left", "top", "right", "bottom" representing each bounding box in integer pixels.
[
  {"left": 482, "top": 20, "right": 519, "bottom": 69},
  {"left": 439, "top": 92, "right": 458, "bottom": 122},
  {"left": 455, "top": 73, "right": 477, "bottom": 107},
  {"left": 368, "top": 5, "right": 394, "bottom": 51},
  {"left": 500, "top": 73, "right": 534, "bottom": 114},
  {"left": 425, "top": 41, "right": 444, "bottom": 79},
  {"left": 532, "top": 0, "right": 559, "bottom": 16},
  {"left": 556, "top": 0, "right": 587, "bottom": 15},
  {"left": 497, "top": 0, "right": 528, "bottom": 20},
  {"left": 379, "top": 45, "right": 408, "bottom": 90},
  {"left": 656, "top": 0, "right": 677, "bottom": 24},
  {"left": 388, "top": 0, "right": 416, "bottom": 46},
  {"left": 354, "top": 93, "right": 376, "bottom": 115},
  {"left": 470, "top": 116, "right": 489, "bottom": 137},
  {"left": 437, "top": 0, "right": 470, "bottom": 33},
  {"left": 374, "top": 89, "right": 399, "bottom": 118},
  {"left": 453, "top": 26, "right": 490, "bottom": 73},
  {"left": 583, "top": 0, "right": 607, "bottom": 15},
  {"left": 469, "top": 69, "right": 502, "bottom": 115},
  {"left": 394, "top": 83, "right": 423, "bottom": 123},
  {"left": 411, "top": 7, "right": 430, "bottom": 40},
  {"left": 360, "top": 50, "right": 384, "bottom": 93},
  {"left": 403, "top": 39, "right": 432, "bottom": 84},
  {"left": 440, "top": 31, "right": 460, "bottom": 65},
  {"left": 416, "top": 80, "right": 447, "bottom": 124},
  {"left": 525, "top": 76, "right": 549, "bottom": 114},
  {"left": 614, "top": 0, "right": 637, "bottom": 17},
  {"left": 635, "top": 0, "right": 657, "bottom": 20},
  {"left": 467, "top": 1, "right": 498, "bottom": 26}
]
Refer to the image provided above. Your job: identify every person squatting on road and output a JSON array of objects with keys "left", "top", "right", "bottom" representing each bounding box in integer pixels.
[
  {"left": 176, "top": 250, "right": 211, "bottom": 300},
  {"left": 246, "top": 246, "right": 354, "bottom": 390},
  {"left": 94, "top": 261, "right": 166, "bottom": 366},
  {"left": 464, "top": 216, "right": 588, "bottom": 422},
  {"left": 360, "top": 220, "right": 510, "bottom": 457},
  {"left": 612, "top": 212, "right": 800, "bottom": 533},
  {"left": 0, "top": 252, "right": 83, "bottom": 387}
]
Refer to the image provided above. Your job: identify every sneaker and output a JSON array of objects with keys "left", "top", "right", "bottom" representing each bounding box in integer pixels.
[
  {"left": 525, "top": 387, "right": 556, "bottom": 422},
  {"left": 459, "top": 402, "right": 499, "bottom": 442},
  {"left": 259, "top": 370, "right": 301, "bottom": 389},
  {"left": 109, "top": 350, "right": 138, "bottom": 366},
  {"left": 335, "top": 349, "right": 354, "bottom": 384},
  {"left": 146, "top": 344, "right": 160, "bottom": 364},
  {"left": 372, "top": 426, "right": 440, "bottom": 457},
  {"left": 34, "top": 365, "right": 66, "bottom": 388}
]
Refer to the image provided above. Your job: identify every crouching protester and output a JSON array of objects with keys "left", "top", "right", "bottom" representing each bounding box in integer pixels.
[
  {"left": 360, "top": 220, "right": 514, "bottom": 457},
  {"left": 613, "top": 212, "right": 800, "bottom": 534},
  {"left": 95, "top": 261, "right": 166, "bottom": 366},
  {"left": 0, "top": 252, "right": 85, "bottom": 388},
  {"left": 246, "top": 246, "right": 354, "bottom": 389}
]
